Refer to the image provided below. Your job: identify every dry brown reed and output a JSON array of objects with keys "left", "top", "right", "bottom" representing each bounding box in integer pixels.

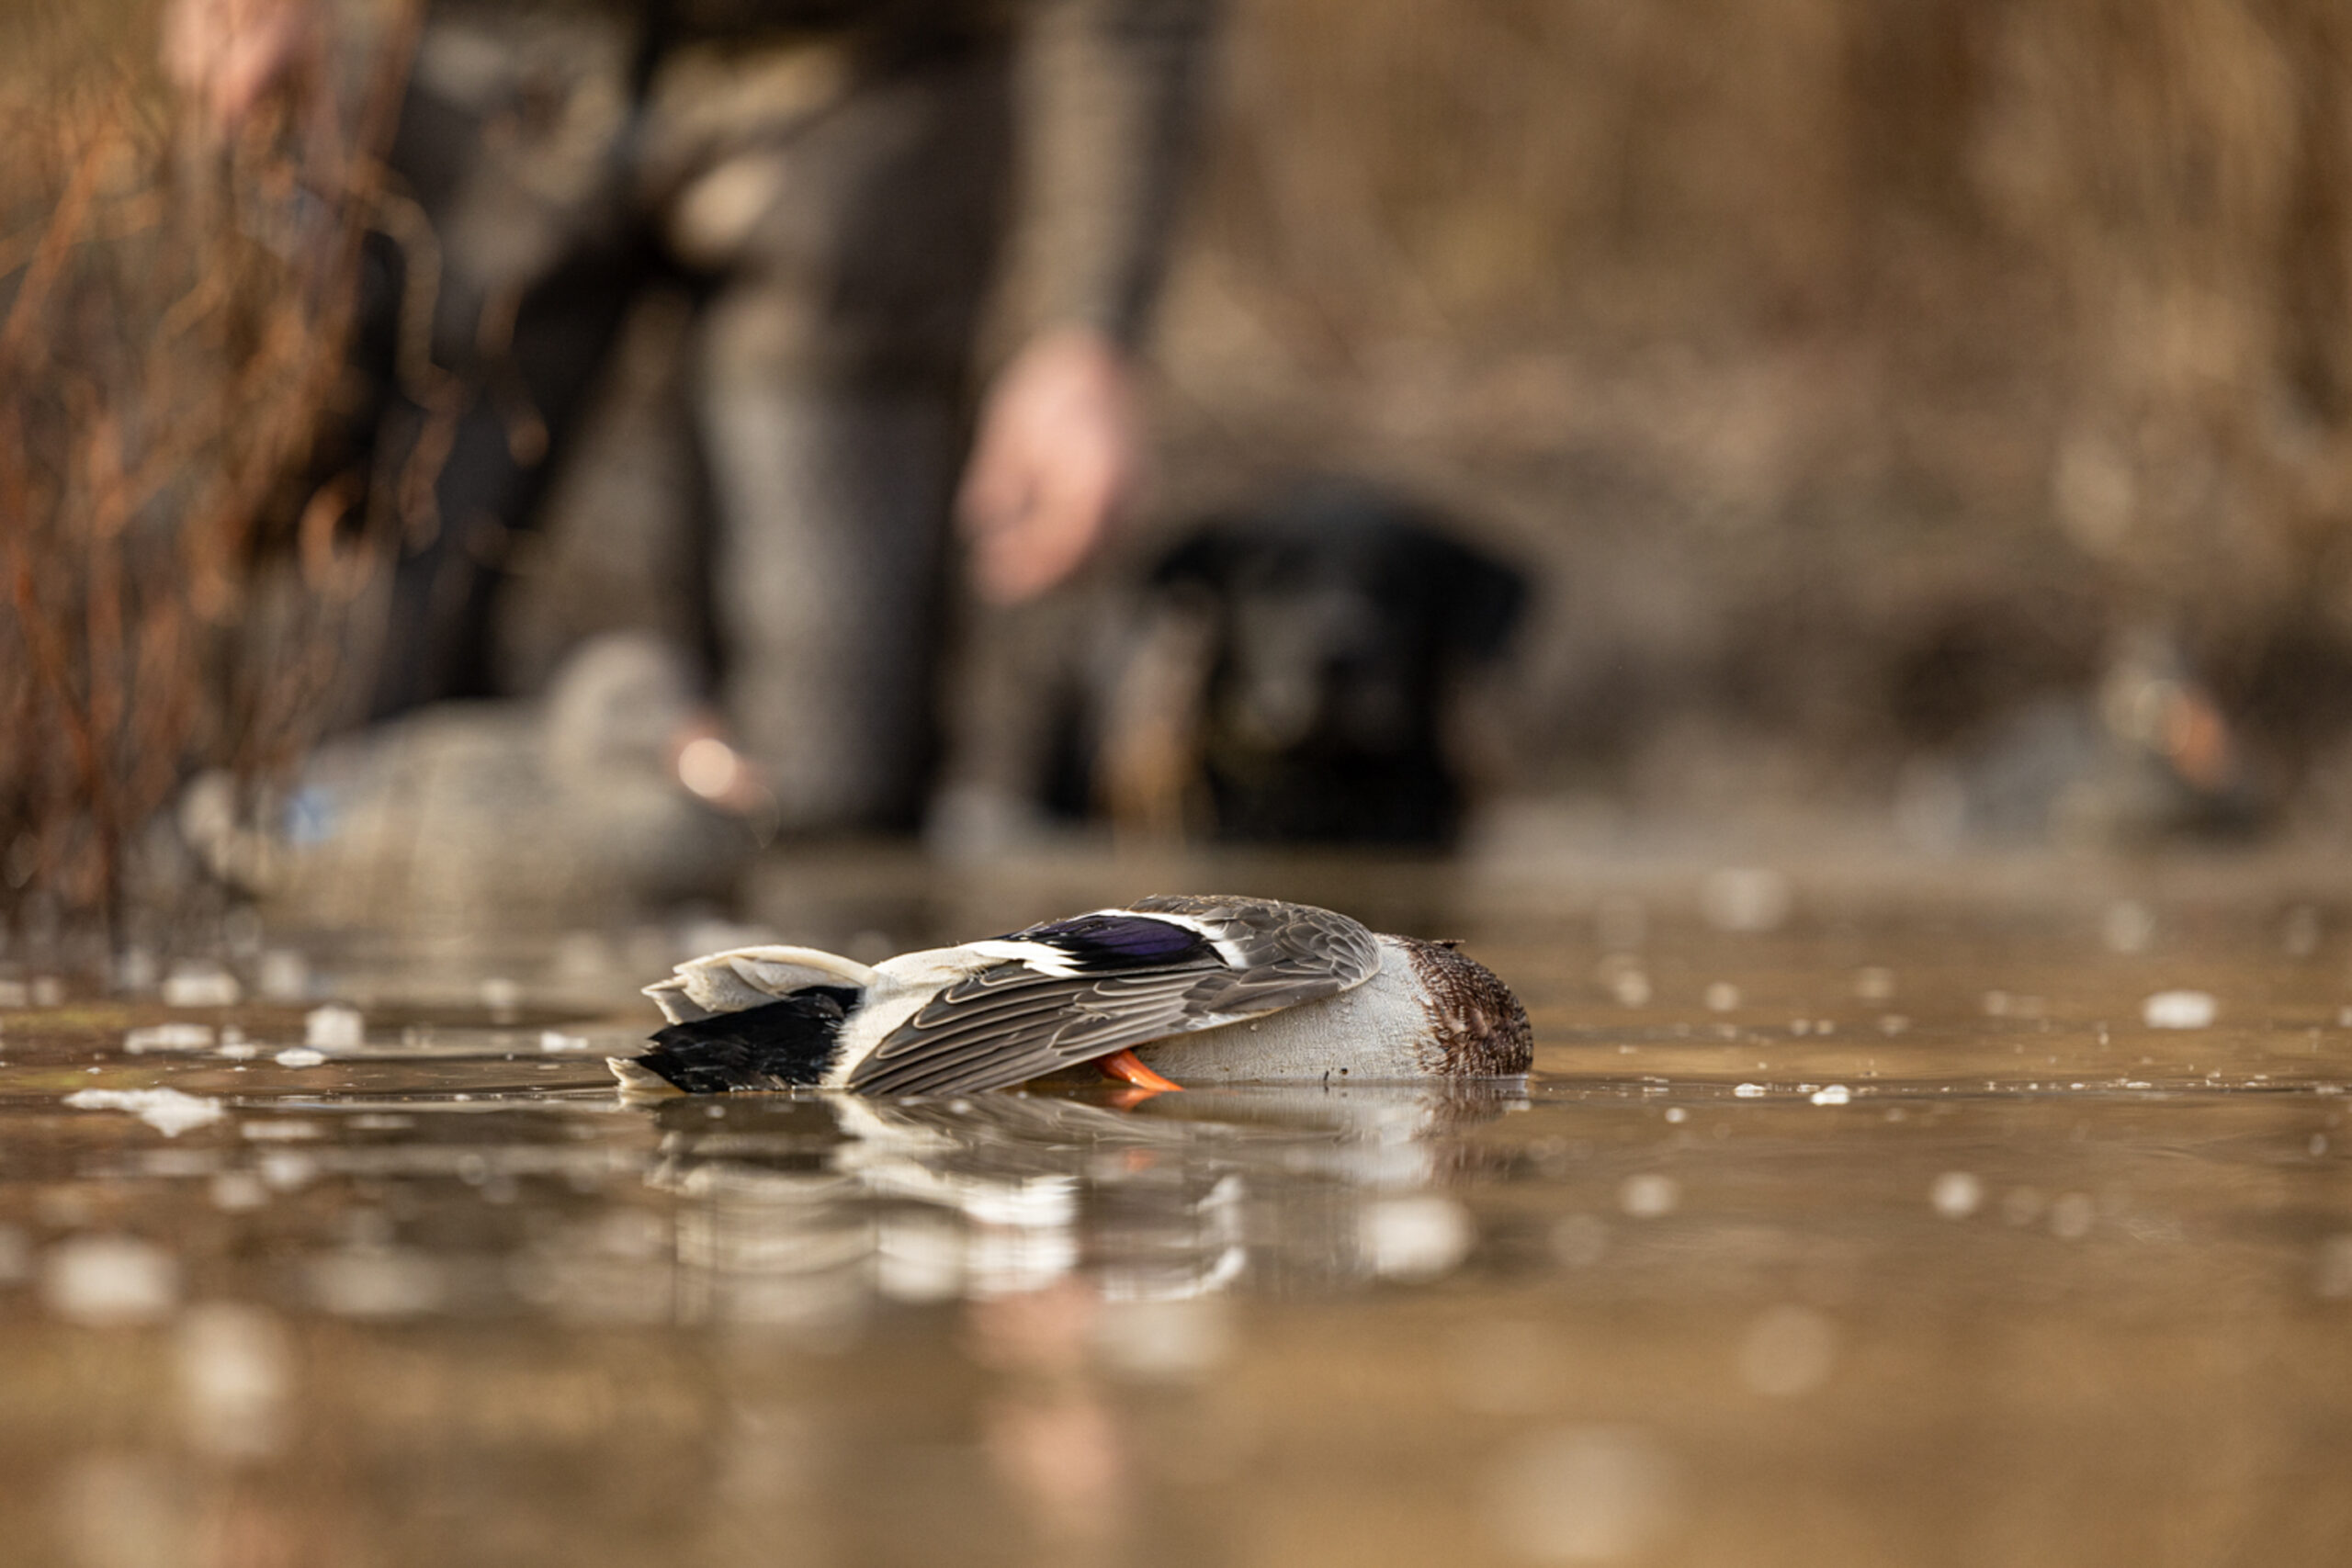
[{"left": 0, "top": 0, "right": 416, "bottom": 939}]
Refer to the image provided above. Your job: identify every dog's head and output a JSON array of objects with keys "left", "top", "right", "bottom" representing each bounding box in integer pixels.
[{"left": 1153, "top": 483, "right": 1527, "bottom": 760}]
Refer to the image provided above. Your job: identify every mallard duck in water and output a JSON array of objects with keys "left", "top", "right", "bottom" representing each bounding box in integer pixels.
[{"left": 609, "top": 895, "right": 1530, "bottom": 1096}]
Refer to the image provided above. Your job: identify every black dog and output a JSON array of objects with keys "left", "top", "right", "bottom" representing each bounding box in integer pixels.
[{"left": 1098, "top": 483, "right": 1528, "bottom": 845}]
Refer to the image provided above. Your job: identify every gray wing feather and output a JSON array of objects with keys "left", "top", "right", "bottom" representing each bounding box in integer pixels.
[{"left": 848, "top": 897, "right": 1378, "bottom": 1096}]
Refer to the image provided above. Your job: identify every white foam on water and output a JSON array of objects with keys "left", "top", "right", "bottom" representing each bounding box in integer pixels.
[
  {"left": 64, "top": 1088, "right": 226, "bottom": 1137},
  {"left": 2143, "top": 990, "right": 2216, "bottom": 1029}
]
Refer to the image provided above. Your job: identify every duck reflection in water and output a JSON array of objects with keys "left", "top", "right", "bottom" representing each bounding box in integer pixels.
[
  {"left": 638, "top": 1080, "right": 1522, "bottom": 1562},
  {"left": 640, "top": 1080, "right": 1524, "bottom": 1322}
]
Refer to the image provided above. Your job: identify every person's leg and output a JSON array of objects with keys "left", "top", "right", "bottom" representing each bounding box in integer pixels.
[
  {"left": 684, "top": 43, "right": 1012, "bottom": 832},
  {"left": 360, "top": 8, "right": 647, "bottom": 720}
]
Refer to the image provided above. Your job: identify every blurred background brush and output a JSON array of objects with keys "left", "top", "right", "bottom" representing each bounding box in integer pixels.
[{"left": 0, "top": 0, "right": 421, "bottom": 953}]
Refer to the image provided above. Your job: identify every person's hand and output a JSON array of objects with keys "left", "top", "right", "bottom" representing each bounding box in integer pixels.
[
  {"left": 956, "top": 328, "right": 1143, "bottom": 605},
  {"left": 161, "top": 0, "right": 313, "bottom": 131}
]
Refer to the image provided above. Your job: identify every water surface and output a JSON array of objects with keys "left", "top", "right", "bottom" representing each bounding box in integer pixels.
[{"left": 6, "top": 852, "right": 2351, "bottom": 1566}]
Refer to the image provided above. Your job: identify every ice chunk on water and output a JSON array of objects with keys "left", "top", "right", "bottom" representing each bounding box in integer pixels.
[
  {"left": 123, "top": 1023, "right": 215, "bottom": 1054},
  {"left": 64, "top": 1088, "right": 226, "bottom": 1137},
  {"left": 1930, "top": 1171, "right": 1983, "bottom": 1218},
  {"left": 162, "top": 964, "right": 241, "bottom": 1007},
  {"left": 1733, "top": 1082, "right": 1767, "bottom": 1098},
  {"left": 43, "top": 1235, "right": 180, "bottom": 1324},
  {"left": 274, "top": 1047, "right": 327, "bottom": 1068},
  {"left": 2143, "top": 990, "right": 2217, "bottom": 1029},
  {"left": 303, "top": 1005, "right": 364, "bottom": 1049},
  {"left": 1361, "top": 1196, "right": 1474, "bottom": 1280},
  {"left": 1810, "top": 1085, "right": 1851, "bottom": 1105},
  {"left": 1618, "top": 1173, "right": 1679, "bottom": 1218}
]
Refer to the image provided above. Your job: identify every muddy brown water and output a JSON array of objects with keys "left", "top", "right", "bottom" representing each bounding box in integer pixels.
[{"left": 4, "top": 849, "right": 2352, "bottom": 1567}]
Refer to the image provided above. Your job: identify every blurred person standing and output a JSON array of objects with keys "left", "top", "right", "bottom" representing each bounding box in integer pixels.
[{"left": 164, "top": 0, "right": 1212, "bottom": 833}]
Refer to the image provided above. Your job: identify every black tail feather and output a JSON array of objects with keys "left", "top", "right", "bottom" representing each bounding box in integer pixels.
[{"left": 628, "top": 987, "right": 863, "bottom": 1092}]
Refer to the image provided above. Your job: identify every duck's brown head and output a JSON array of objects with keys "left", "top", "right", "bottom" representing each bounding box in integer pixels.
[{"left": 1395, "top": 937, "right": 1532, "bottom": 1077}]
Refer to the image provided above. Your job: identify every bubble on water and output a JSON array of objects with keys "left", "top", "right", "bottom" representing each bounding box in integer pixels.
[
  {"left": 1619, "top": 1174, "right": 1679, "bottom": 1218},
  {"left": 1663, "top": 1107, "right": 1688, "bottom": 1124},
  {"left": 1737, "top": 1304, "right": 1838, "bottom": 1396},
  {"left": 1733, "top": 1082, "right": 1766, "bottom": 1098},
  {"left": 1930, "top": 1171, "right": 1983, "bottom": 1219},
  {"left": 256, "top": 949, "right": 310, "bottom": 1001},
  {"left": 122, "top": 1023, "right": 213, "bottom": 1054},
  {"left": 1095, "top": 1297, "right": 1233, "bottom": 1381},
  {"left": 161, "top": 964, "right": 241, "bottom": 1008},
  {"left": 44, "top": 1235, "right": 180, "bottom": 1325},
  {"left": 481, "top": 976, "right": 524, "bottom": 1016},
  {"left": 1852, "top": 966, "right": 1896, "bottom": 1001},
  {"left": 1549, "top": 1213, "right": 1609, "bottom": 1267},
  {"left": 1701, "top": 867, "right": 1792, "bottom": 933},
  {"left": 2143, "top": 990, "right": 2216, "bottom": 1030},
  {"left": 274, "top": 1047, "right": 327, "bottom": 1068},
  {"left": 2102, "top": 899, "right": 2156, "bottom": 953},
  {"left": 1362, "top": 1196, "right": 1475, "bottom": 1280},
  {"left": 177, "top": 1301, "right": 292, "bottom": 1460},
  {"left": 1487, "top": 1426, "right": 1677, "bottom": 1562},
  {"left": 303, "top": 1004, "right": 365, "bottom": 1050},
  {"left": 1703, "top": 982, "right": 1740, "bottom": 1011},
  {"left": 1810, "top": 1085, "right": 1851, "bottom": 1106},
  {"left": 309, "top": 1248, "right": 447, "bottom": 1318},
  {"left": 63, "top": 1089, "right": 225, "bottom": 1138},
  {"left": 2049, "top": 1191, "right": 2096, "bottom": 1239},
  {"left": 2316, "top": 1235, "right": 2352, "bottom": 1299}
]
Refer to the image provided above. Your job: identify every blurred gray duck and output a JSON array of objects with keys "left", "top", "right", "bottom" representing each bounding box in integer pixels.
[{"left": 182, "top": 632, "right": 764, "bottom": 928}]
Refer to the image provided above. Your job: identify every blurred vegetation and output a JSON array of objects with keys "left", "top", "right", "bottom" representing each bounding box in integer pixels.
[
  {"left": 1160, "top": 0, "right": 2352, "bottom": 807},
  {"left": 0, "top": 0, "right": 413, "bottom": 940}
]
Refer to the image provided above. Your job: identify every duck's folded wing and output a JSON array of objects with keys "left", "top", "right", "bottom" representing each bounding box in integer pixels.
[
  {"left": 646, "top": 944, "right": 883, "bottom": 1023},
  {"left": 848, "top": 901, "right": 1379, "bottom": 1096}
]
